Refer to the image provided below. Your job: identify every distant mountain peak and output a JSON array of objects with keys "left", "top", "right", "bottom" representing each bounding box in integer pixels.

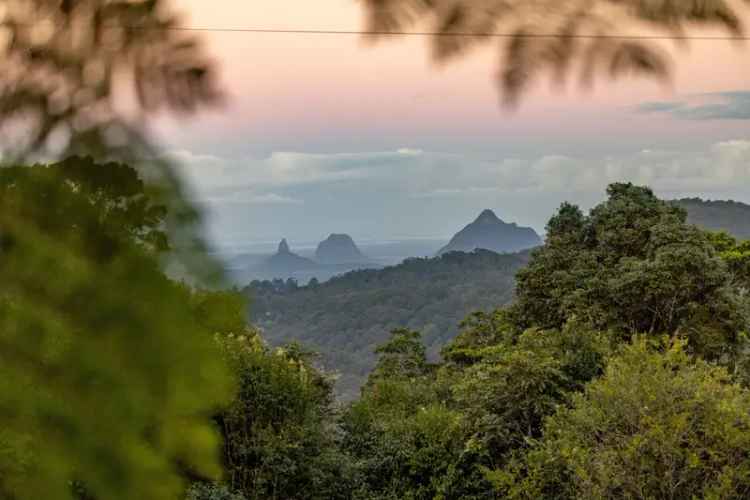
[
  {"left": 438, "top": 209, "right": 541, "bottom": 256},
  {"left": 326, "top": 233, "right": 354, "bottom": 242},
  {"left": 316, "top": 233, "right": 368, "bottom": 264},
  {"left": 476, "top": 209, "right": 501, "bottom": 223},
  {"left": 256, "top": 238, "right": 318, "bottom": 276}
]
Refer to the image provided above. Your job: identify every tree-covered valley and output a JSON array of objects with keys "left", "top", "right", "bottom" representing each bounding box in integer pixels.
[
  {"left": 207, "top": 182, "right": 750, "bottom": 499},
  {"left": 245, "top": 249, "right": 529, "bottom": 398},
  {"left": 244, "top": 196, "right": 750, "bottom": 400},
  {"left": 5, "top": 158, "right": 750, "bottom": 499},
  {"left": 4, "top": 1, "right": 750, "bottom": 499}
]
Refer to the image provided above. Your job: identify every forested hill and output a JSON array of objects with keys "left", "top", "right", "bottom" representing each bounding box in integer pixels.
[
  {"left": 244, "top": 249, "right": 530, "bottom": 398},
  {"left": 674, "top": 198, "right": 750, "bottom": 239}
]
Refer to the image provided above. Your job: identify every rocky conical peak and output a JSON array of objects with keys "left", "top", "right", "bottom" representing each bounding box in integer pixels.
[
  {"left": 476, "top": 209, "right": 501, "bottom": 223},
  {"left": 257, "top": 238, "right": 319, "bottom": 275},
  {"left": 437, "top": 209, "right": 541, "bottom": 256},
  {"left": 315, "top": 233, "right": 367, "bottom": 264}
]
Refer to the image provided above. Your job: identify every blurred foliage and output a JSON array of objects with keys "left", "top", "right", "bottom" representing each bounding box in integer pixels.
[
  {"left": 361, "top": 0, "right": 750, "bottom": 105},
  {"left": 0, "top": 155, "right": 169, "bottom": 254},
  {"left": 0, "top": 1, "right": 231, "bottom": 498},
  {"left": 0, "top": 157, "right": 235, "bottom": 499},
  {"left": 0, "top": 0, "right": 219, "bottom": 158},
  {"left": 0, "top": 0, "right": 224, "bottom": 279}
]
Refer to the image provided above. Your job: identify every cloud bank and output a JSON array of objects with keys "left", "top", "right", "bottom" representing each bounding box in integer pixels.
[
  {"left": 172, "top": 139, "right": 750, "bottom": 205},
  {"left": 638, "top": 91, "right": 750, "bottom": 121},
  {"left": 170, "top": 140, "right": 750, "bottom": 243}
]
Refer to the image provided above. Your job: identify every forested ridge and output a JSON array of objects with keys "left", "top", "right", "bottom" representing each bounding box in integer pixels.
[
  {"left": 245, "top": 250, "right": 530, "bottom": 398},
  {"left": 243, "top": 195, "right": 750, "bottom": 400},
  {"left": 675, "top": 198, "right": 750, "bottom": 239}
]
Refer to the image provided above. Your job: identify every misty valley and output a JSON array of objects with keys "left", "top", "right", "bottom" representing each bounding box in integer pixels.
[{"left": 4, "top": 1, "right": 750, "bottom": 499}]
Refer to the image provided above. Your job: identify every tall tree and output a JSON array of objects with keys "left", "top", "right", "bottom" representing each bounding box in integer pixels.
[
  {"left": 212, "top": 334, "right": 354, "bottom": 500},
  {"left": 342, "top": 329, "right": 467, "bottom": 499},
  {"left": 510, "top": 183, "right": 748, "bottom": 363}
]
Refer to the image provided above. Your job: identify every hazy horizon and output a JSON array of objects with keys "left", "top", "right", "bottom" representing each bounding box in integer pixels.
[{"left": 162, "top": 0, "right": 750, "bottom": 247}]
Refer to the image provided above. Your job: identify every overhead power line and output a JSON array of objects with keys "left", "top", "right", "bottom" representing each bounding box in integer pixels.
[{"left": 132, "top": 26, "right": 750, "bottom": 41}]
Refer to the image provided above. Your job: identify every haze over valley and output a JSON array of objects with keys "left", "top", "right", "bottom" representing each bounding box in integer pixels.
[{"left": 5, "top": 1, "right": 750, "bottom": 499}]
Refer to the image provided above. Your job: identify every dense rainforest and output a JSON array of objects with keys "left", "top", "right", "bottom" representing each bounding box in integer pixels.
[
  {"left": 245, "top": 250, "right": 529, "bottom": 398},
  {"left": 191, "top": 182, "right": 750, "bottom": 500},
  {"left": 243, "top": 197, "right": 750, "bottom": 399},
  {"left": 4, "top": 157, "right": 750, "bottom": 499},
  {"left": 5, "top": 1, "right": 750, "bottom": 498}
]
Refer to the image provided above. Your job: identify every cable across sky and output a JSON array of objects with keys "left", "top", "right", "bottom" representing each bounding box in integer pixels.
[{"left": 127, "top": 25, "right": 750, "bottom": 41}]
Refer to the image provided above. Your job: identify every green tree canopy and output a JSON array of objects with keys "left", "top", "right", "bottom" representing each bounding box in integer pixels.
[
  {"left": 708, "top": 231, "right": 750, "bottom": 291},
  {"left": 370, "top": 328, "right": 430, "bottom": 382},
  {"left": 342, "top": 329, "right": 467, "bottom": 499},
  {"left": 499, "top": 338, "right": 750, "bottom": 499},
  {"left": 212, "top": 333, "right": 354, "bottom": 500},
  {"left": 0, "top": 0, "right": 232, "bottom": 497},
  {"left": 511, "top": 183, "right": 747, "bottom": 362}
]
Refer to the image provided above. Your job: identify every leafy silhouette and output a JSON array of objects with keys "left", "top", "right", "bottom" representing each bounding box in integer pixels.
[
  {"left": 0, "top": 0, "right": 225, "bottom": 277},
  {"left": 361, "top": 0, "right": 750, "bottom": 105},
  {"left": 0, "top": 2, "right": 233, "bottom": 499}
]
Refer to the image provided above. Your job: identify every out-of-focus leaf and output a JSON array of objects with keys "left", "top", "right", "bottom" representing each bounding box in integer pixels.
[
  {"left": 0, "top": 1, "right": 234, "bottom": 499},
  {"left": 360, "top": 0, "right": 750, "bottom": 105}
]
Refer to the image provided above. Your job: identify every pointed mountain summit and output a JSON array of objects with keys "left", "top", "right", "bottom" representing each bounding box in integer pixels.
[
  {"left": 259, "top": 238, "right": 319, "bottom": 274},
  {"left": 315, "top": 234, "right": 368, "bottom": 264},
  {"left": 476, "top": 209, "right": 501, "bottom": 223},
  {"left": 437, "top": 209, "right": 542, "bottom": 256}
]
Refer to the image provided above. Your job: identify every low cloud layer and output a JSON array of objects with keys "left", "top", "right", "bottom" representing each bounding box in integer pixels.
[
  {"left": 173, "top": 139, "right": 750, "bottom": 205},
  {"left": 171, "top": 140, "right": 750, "bottom": 243},
  {"left": 638, "top": 91, "right": 750, "bottom": 121}
]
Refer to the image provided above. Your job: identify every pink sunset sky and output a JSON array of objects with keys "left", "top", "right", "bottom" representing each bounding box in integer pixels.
[{"left": 161, "top": 0, "right": 750, "bottom": 244}]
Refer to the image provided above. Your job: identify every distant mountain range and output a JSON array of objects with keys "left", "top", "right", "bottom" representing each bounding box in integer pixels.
[
  {"left": 674, "top": 198, "right": 750, "bottom": 239},
  {"left": 228, "top": 199, "right": 750, "bottom": 285},
  {"left": 235, "top": 210, "right": 542, "bottom": 283},
  {"left": 437, "top": 209, "right": 542, "bottom": 255},
  {"left": 241, "top": 235, "right": 380, "bottom": 284}
]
